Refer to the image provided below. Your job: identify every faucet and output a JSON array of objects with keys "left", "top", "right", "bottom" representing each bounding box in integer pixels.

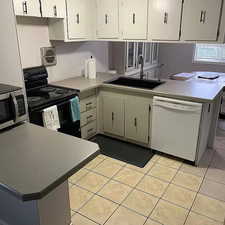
[{"left": 138, "top": 55, "right": 145, "bottom": 80}]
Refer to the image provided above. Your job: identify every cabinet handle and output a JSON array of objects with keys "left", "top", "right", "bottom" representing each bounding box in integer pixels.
[
  {"left": 134, "top": 118, "right": 137, "bottom": 127},
  {"left": 22, "top": 1, "right": 28, "bottom": 14},
  {"left": 132, "top": 13, "right": 136, "bottom": 24},
  {"left": 164, "top": 12, "right": 168, "bottom": 24},
  {"left": 105, "top": 14, "right": 108, "bottom": 24},
  {"left": 203, "top": 10, "right": 206, "bottom": 24},
  {"left": 87, "top": 128, "right": 94, "bottom": 133},
  {"left": 53, "top": 5, "right": 57, "bottom": 17},
  {"left": 76, "top": 13, "right": 80, "bottom": 24},
  {"left": 87, "top": 115, "right": 93, "bottom": 121},
  {"left": 112, "top": 112, "right": 114, "bottom": 121},
  {"left": 200, "top": 10, "right": 204, "bottom": 23}
]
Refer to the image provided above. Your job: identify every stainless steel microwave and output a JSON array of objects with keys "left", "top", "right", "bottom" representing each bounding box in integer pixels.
[{"left": 0, "top": 84, "right": 27, "bottom": 130}]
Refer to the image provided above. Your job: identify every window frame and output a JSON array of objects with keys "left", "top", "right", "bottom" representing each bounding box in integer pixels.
[{"left": 193, "top": 44, "right": 225, "bottom": 65}]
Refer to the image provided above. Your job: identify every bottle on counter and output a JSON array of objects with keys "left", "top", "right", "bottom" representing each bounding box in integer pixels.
[{"left": 85, "top": 56, "right": 96, "bottom": 79}]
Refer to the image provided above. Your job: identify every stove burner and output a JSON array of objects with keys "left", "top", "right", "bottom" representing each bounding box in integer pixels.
[
  {"left": 40, "top": 87, "right": 56, "bottom": 93},
  {"left": 55, "top": 89, "right": 68, "bottom": 95},
  {"left": 28, "top": 96, "right": 42, "bottom": 103}
]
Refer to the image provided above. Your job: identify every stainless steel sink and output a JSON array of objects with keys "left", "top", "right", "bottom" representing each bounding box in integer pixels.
[{"left": 105, "top": 77, "right": 165, "bottom": 90}]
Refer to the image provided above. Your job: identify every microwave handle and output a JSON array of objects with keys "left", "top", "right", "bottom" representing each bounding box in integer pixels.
[{"left": 11, "top": 93, "right": 19, "bottom": 122}]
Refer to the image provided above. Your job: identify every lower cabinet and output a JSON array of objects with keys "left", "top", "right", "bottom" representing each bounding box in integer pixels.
[
  {"left": 102, "top": 95, "right": 125, "bottom": 137},
  {"left": 102, "top": 92, "right": 152, "bottom": 144},
  {"left": 125, "top": 96, "right": 151, "bottom": 144}
]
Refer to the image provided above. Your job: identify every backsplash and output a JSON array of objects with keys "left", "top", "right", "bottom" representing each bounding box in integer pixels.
[{"left": 16, "top": 17, "right": 109, "bottom": 82}]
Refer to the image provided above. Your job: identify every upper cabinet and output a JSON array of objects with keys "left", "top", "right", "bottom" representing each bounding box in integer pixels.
[
  {"left": 181, "top": 0, "right": 222, "bottom": 41},
  {"left": 121, "top": 0, "right": 148, "bottom": 40},
  {"left": 96, "top": 0, "right": 119, "bottom": 39},
  {"left": 13, "top": 0, "right": 41, "bottom": 17},
  {"left": 148, "top": 0, "right": 183, "bottom": 41},
  {"left": 67, "top": 0, "right": 93, "bottom": 39},
  {"left": 41, "top": 0, "right": 66, "bottom": 18}
]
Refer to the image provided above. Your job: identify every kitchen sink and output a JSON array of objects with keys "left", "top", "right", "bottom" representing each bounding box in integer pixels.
[{"left": 105, "top": 77, "right": 165, "bottom": 90}]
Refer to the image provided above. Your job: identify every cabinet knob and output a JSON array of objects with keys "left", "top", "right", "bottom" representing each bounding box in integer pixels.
[
  {"left": 53, "top": 5, "right": 57, "bottom": 17},
  {"left": 132, "top": 13, "right": 136, "bottom": 24},
  {"left": 76, "top": 13, "right": 80, "bottom": 24},
  {"left": 22, "top": 1, "right": 28, "bottom": 14},
  {"left": 164, "top": 12, "right": 168, "bottom": 24},
  {"left": 200, "top": 10, "right": 204, "bottom": 23},
  {"left": 112, "top": 112, "right": 114, "bottom": 121},
  {"left": 105, "top": 14, "right": 108, "bottom": 24},
  {"left": 134, "top": 118, "right": 137, "bottom": 127}
]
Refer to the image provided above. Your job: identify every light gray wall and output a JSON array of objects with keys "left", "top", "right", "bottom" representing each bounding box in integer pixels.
[
  {"left": 159, "top": 43, "right": 225, "bottom": 78},
  {"left": 16, "top": 17, "right": 109, "bottom": 83}
]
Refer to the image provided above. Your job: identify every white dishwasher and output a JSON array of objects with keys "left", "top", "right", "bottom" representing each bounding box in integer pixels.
[{"left": 151, "top": 97, "right": 202, "bottom": 161}]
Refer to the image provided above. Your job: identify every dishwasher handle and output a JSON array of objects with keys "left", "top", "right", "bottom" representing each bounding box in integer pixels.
[{"left": 154, "top": 101, "right": 202, "bottom": 113}]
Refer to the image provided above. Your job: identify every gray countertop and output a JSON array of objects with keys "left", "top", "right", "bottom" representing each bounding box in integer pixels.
[
  {"left": 0, "top": 123, "right": 99, "bottom": 201},
  {"left": 52, "top": 72, "right": 225, "bottom": 102}
]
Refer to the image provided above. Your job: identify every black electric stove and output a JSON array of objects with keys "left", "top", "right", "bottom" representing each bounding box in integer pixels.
[{"left": 24, "top": 66, "right": 81, "bottom": 137}]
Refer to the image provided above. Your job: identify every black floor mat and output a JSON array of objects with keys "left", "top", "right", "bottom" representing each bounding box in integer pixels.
[{"left": 91, "top": 134, "right": 154, "bottom": 168}]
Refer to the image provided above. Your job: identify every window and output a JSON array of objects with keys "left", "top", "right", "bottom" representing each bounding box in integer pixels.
[{"left": 194, "top": 44, "right": 225, "bottom": 64}]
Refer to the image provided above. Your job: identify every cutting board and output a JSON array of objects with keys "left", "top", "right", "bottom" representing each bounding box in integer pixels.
[{"left": 171, "top": 73, "right": 195, "bottom": 81}]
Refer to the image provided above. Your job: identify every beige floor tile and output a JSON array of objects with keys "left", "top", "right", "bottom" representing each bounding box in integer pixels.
[
  {"left": 162, "top": 184, "right": 197, "bottom": 209},
  {"left": 69, "top": 186, "right": 93, "bottom": 211},
  {"left": 180, "top": 163, "right": 207, "bottom": 177},
  {"left": 148, "top": 164, "right": 177, "bottom": 182},
  {"left": 172, "top": 171, "right": 203, "bottom": 191},
  {"left": 150, "top": 154, "right": 161, "bottom": 163},
  {"left": 105, "top": 206, "right": 146, "bottom": 225},
  {"left": 77, "top": 171, "right": 109, "bottom": 193},
  {"left": 84, "top": 157, "right": 105, "bottom": 170},
  {"left": 192, "top": 194, "right": 225, "bottom": 222},
  {"left": 126, "top": 161, "right": 155, "bottom": 174},
  {"left": 69, "top": 169, "right": 89, "bottom": 184},
  {"left": 104, "top": 156, "right": 126, "bottom": 166},
  {"left": 145, "top": 219, "right": 162, "bottom": 225},
  {"left": 79, "top": 195, "right": 118, "bottom": 225},
  {"left": 97, "top": 154, "right": 108, "bottom": 160},
  {"left": 150, "top": 200, "right": 189, "bottom": 225},
  {"left": 122, "top": 189, "right": 158, "bottom": 216},
  {"left": 93, "top": 160, "right": 122, "bottom": 178},
  {"left": 72, "top": 213, "right": 98, "bottom": 225},
  {"left": 206, "top": 167, "right": 225, "bottom": 185},
  {"left": 114, "top": 167, "right": 144, "bottom": 187},
  {"left": 98, "top": 180, "right": 132, "bottom": 204},
  {"left": 185, "top": 212, "right": 223, "bottom": 225},
  {"left": 71, "top": 210, "right": 75, "bottom": 217},
  {"left": 157, "top": 156, "right": 182, "bottom": 169},
  {"left": 136, "top": 175, "right": 168, "bottom": 197},
  {"left": 200, "top": 179, "right": 225, "bottom": 202}
]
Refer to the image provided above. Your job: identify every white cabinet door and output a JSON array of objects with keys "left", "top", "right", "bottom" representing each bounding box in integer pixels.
[
  {"left": 103, "top": 95, "right": 125, "bottom": 137},
  {"left": 96, "top": 0, "right": 119, "bottom": 39},
  {"left": 125, "top": 96, "right": 151, "bottom": 144},
  {"left": 148, "top": 0, "right": 183, "bottom": 41},
  {"left": 67, "top": 0, "right": 91, "bottom": 39},
  {"left": 121, "top": 0, "right": 148, "bottom": 40},
  {"left": 13, "top": 0, "right": 41, "bottom": 17},
  {"left": 41, "top": 0, "right": 66, "bottom": 18},
  {"left": 181, "top": 0, "right": 222, "bottom": 41}
]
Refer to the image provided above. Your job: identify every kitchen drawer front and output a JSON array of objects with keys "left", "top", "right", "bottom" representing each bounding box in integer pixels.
[
  {"left": 80, "top": 96, "right": 97, "bottom": 113},
  {"left": 81, "top": 121, "right": 97, "bottom": 139},
  {"left": 81, "top": 108, "right": 97, "bottom": 127}
]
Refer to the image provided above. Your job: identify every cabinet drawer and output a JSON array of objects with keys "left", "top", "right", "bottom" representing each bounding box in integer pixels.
[
  {"left": 81, "top": 108, "right": 97, "bottom": 127},
  {"left": 81, "top": 121, "right": 97, "bottom": 139},
  {"left": 80, "top": 96, "right": 97, "bottom": 113}
]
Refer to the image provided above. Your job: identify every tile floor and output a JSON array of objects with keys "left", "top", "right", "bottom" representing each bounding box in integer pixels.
[{"left": 69, "top": 125, "right": 225, "bottom": 225}]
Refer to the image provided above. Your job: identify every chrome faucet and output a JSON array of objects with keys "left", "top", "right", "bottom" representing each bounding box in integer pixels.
[{"left": 138, "top": 55, "right": 145, "bottom": 80}]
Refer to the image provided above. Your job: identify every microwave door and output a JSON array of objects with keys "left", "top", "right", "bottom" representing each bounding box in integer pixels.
[{"left": 10, "top": 93, "right": 19, "bottom": 122}]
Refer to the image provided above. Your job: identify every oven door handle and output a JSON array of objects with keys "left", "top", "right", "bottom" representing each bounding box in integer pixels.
[{"left": 11, "top": 93, "right": 19, "bottom": 122}]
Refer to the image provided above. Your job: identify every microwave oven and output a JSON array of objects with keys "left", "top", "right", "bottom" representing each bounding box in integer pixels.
[{"left": 0, "top": 84, "right": 27, "bottom": 130}]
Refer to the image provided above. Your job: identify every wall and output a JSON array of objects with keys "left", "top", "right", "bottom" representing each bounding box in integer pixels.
[
  {"left": 16, "top": 17, "right": 109, "bottom": 82},
  {"left": 159, "top": 43, "right": 225, "bottom": 78},
  {"left": 0, "top": 0, "right": 24, "bottom": 87}
]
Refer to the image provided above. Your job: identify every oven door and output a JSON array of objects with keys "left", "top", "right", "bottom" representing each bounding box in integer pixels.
[{"left": 29, "top": 99, "right": 81, "bottom": 137}]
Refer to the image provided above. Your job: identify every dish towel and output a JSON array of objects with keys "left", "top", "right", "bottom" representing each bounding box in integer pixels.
[
  {"left": 42, "top": 105, "right": 60, "bottom": 131},
  {"left": 70, "top": 96, "right": 80, "bottom": 122}
]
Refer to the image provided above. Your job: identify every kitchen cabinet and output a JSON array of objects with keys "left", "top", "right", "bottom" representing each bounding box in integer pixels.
[
  {"left": 102, "top": 95, "right": 125, "bottom": 137},
  {"left": 41, "top": 0, "right": 66, "bottom": 18},
  {"left": 96, "top": 0, "right": 119, "bottom": 39},
  {"left": 181, "top": 0, "right": 222, "bottom": 41},
  {"left": 148, "top": 0, "right": 183, "bottom": 41},
  {"left": 13, "top": 0, "right": 41, "bottom": 17},
  {"left": 125, "top": 96, "right": 151, "bottom": 144},
  {"left": 121, "top": 0, "right": 148, "bottom": 40},
  {"left": 67, "top": 0, "right": 92, "bottom": 39}
]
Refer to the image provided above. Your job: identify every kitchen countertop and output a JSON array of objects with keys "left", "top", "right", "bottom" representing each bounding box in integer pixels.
[
  {"left": 52, "top": 72, "right": 225, "bottom": 102},
  {"left": 0, "top": 123, "right": 99, "bottom": 201}
]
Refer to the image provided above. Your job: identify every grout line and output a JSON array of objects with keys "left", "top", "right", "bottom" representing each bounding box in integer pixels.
[{"left": 75, "top": 212, "right": 101, "bottom": 225}]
